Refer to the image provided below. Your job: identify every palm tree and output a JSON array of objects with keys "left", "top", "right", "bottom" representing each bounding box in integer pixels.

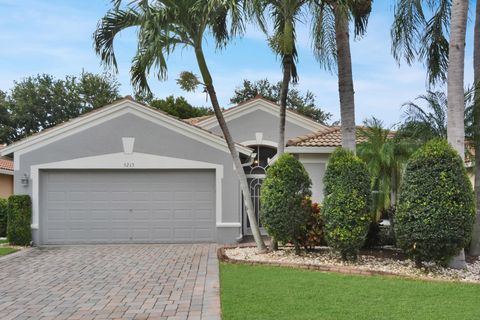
[
  {"left": 357, "top": 118, "right": 414, "bottom": 221},
  {"left": 312, "top": 0, "right": 372, "bottom": 152},
  {"left": 93, "top": 0, "right": 267, "bottom": 252},
  {"left": 248, "top": 0, "right": 307, "bottom": 155},
  {"left": 446, "top": 0, "right": 469, "bottom": 269},
  {"left": 470, "top": 0, "right": 480, "bottom": 256},
  {"left": 397, "top": 90, "right": 474, "bottom": 145},
  {"left": 399, "top": 91, "right": 448, "bottom": 141}
]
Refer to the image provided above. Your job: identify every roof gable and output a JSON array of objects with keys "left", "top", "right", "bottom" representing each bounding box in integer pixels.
[
  {"left": 195, "top": 97, "right": 328, "bottom": 132},
  {"left": 0, "top": 97, "right": 253, "bottom": 157}
]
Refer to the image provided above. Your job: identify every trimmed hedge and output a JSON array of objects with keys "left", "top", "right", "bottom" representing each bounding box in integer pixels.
[
  {"left": 7, "top": 195, "right": 32, "bottom": 246},
  {"left": 0, "top": 198, "right": 7, "bottom": 237},
  {"left": 260, "top": 153, "right": 312, "bottom": 254},
  {"left": 323, "top": 148, "right": 371, "bottom": 260},
  {"left": 395, "top": 139, "right": 475, "bottom": 266}
]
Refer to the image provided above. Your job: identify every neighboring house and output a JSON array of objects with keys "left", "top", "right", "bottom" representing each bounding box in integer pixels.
[
  {"left": 0, "top": 145, "right": 14, "bottom": 199},
  {"left": 0, "top": 96, "right": 348, "bottom": 245}
]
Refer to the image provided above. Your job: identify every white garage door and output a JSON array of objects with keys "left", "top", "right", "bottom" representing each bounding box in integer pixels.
[{"left": 39, "top": 170, "right": 216, "bottom": 244}]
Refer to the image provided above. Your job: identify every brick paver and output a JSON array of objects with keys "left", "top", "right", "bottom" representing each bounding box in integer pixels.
[{"left": 0, "top": 244, "right": 221, "bottom": 320}]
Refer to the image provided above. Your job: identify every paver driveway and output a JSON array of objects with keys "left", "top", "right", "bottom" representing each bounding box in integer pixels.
[{"left": 0, "top": 244, "right": 220, "bottom": 320}]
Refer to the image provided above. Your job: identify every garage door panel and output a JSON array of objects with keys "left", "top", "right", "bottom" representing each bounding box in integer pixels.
[
  {"left": 40, "top": 169, "right": 216, "bottom": 244},
  {"left": 151, "top": 228, "right": 173, "bottom": 241},
  {"left": 69, "top": 209, "right": 90, "bottom": 221},
  {"left": 196, "top": 209, "right": 214, "bottom": 221},
  {"left": 174, "top": 228, "right": 193, "bottom": 241},
  {"left": 90, "top": 229, "right": 110, "bottom": 241},
  {"left": 173, "top": 209, "right": 193, "bottom": 220}
]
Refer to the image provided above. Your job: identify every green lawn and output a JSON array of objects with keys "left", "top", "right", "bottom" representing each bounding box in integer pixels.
[
  {"left": 0, "top": 239, "right": 8, "bottom": 244},
  {"left": 220, "top": 263, "right": 480, "bottom": 320},
  {"left": 0, "top": 247, "right": 18, "bottom": 256}
]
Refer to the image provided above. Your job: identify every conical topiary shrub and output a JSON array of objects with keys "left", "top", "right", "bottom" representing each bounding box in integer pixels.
[{"left": 323, "top": 148, "right": 371, "bottom": 261}]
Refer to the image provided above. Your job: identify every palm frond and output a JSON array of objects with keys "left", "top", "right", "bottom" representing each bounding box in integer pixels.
[
  {"left": 93, "top": 8, "right": 144, "bottom": 70},
  {"left": 418, "top": 0, "right": 450, "bottom": 86},
  {"left": 391, "top": 0, "right": 427, "bottom": 66},
  {"left": 311, "top": 2, "right": 337, "bottom": 72}
]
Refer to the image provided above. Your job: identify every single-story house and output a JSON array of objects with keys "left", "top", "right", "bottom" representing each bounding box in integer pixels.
[
  {"left": 0, "top": 145, "right": 14, "bottom": 199},
  {"left": 0, "top": 96, "right": 350, "bottom": 245}
]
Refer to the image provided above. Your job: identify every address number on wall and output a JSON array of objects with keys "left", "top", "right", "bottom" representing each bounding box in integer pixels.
[{"left": 123, "top": 162, "right": 135, "bottom": 168}]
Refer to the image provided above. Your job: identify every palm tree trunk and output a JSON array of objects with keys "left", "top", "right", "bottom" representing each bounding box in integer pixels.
[
  {"left": 277, "top": 56, "right": 292, "bottom": 156},
  {"left": 335, "top": 9, "right": 356, "bottom": 153},
  {"left": 447, "top": 0, "right": 469, "bottom": 268},
  {"left": 272, "top": 55, "right": 293, "bottom": 251},
  {"left": 470, "top": 0, "right": 480, "bottom": 256},
  {"left": 194, "top": 47, "right": 267, "bottom": 252}
]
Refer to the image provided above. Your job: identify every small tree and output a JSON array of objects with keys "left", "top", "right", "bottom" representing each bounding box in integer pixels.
[
  {"left": 323, "top": 148, "right": 371, "bottom": 260},
  {"left": 395, "top": 139, "right": 475, "bottom": 266},
  {"left": 260, "top": 153, "right": 312, "bottom": 254}
]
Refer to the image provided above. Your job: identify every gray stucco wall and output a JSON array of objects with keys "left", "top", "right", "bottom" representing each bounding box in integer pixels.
[
  {"left": 209, "top": 109, "right": 313, "bottom": 146},
  {"left": 297, "top": 153, "right": 331, "bottom": 204},
  {"left": 14, "top": 112, "right": 242, "bottom": 244}
]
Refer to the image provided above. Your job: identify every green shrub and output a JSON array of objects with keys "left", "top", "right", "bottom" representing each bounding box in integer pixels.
[
  {"left": 260, "top": 153, "right": 312, "bottom": 254},
  {"left": 7, "top": 195, "right": 32, "bottom": 246},
  {"left": 0, "top": 199, "right": 7, "bottom": 237},
  {"left": 395, "top": 139, "right": 475, "bottom": 266},
  {"left": 323, "top": 148, "right": 371, "bottom": 260},
  {"left": 299, "top": 202, "right": 325, "bottom": 250}
]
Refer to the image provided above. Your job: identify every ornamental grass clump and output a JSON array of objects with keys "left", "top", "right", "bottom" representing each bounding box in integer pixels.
[
  {"left": 395, "top": 139, "right": 475, "bottom": 266},
  {"left": 260, "top": 153, "right": 312, "bottom": 254},
  {"left": 323, "top": 148, "right": 371, "bottom": 261}
]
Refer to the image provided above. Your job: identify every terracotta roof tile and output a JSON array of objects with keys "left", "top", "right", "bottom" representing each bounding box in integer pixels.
[
  {"left": 0, "top": 158, "right": 13, "bottom": 171},
  {"left": 287, "top": 126, "right": 394, "bottom": 147}
]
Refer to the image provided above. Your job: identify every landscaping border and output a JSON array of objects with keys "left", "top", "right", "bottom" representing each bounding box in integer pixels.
[{"left": 218, "top": 246, "right": 476, "bottom": 283}]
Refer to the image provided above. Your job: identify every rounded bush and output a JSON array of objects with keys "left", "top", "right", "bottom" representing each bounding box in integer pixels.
[
  {"left": 323, "top": 148, "right": 371, "bottom": 260},
  {"left": 7, "top": 195, "right": 32, "bottom": 246},
  {"left": 395, "top": 139, "right": 475, "bottom": 265},
  {"left": 260, "top": 153, "right": 312, "bottom": 254}
]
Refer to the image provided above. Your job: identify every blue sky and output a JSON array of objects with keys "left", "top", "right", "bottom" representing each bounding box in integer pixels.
[{"left": 0, "top": 0, "right": 476, "bottom": 126}]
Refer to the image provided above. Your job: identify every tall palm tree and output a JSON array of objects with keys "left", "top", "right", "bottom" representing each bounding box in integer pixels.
[
  {"left": 446, "top": 0, "right": 469, "bottom": 269},
  {"left": 391, "top": 0, "right": 470, "bottom": 268},
  {"left": 470, "top": 0, "right": 480, "bottom": 256},
  {"left": 312, "top": 0, "right": 372, "bottom": 152},
  {"left": 93, "top": 0, "right": 267, "bottom": 252},
  {"left": 248, "top": 0, "right": 307, "bottom": 155}
]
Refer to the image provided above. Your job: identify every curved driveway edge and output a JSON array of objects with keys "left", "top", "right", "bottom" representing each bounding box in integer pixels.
[{"left": 0, "top": 244, "right": 220, "bottom": 320}]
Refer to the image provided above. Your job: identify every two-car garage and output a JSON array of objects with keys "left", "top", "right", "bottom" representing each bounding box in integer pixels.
[
  {"left": 1, "top": 98, "right": 252, "bottom": 245},
  {"left": 39, "top": 169, "right": 216, "bottom": 244}
]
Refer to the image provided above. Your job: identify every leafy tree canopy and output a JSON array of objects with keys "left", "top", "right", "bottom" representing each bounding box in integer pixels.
[
  {"left": 0, "top": 72, "right": 121, "bottom": 144},
  {"left": 230, "top": 79, "right": 332, "bottom": 124},
  {"left": 137, "top": 94, "right": 212, "bottom": 119}
]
